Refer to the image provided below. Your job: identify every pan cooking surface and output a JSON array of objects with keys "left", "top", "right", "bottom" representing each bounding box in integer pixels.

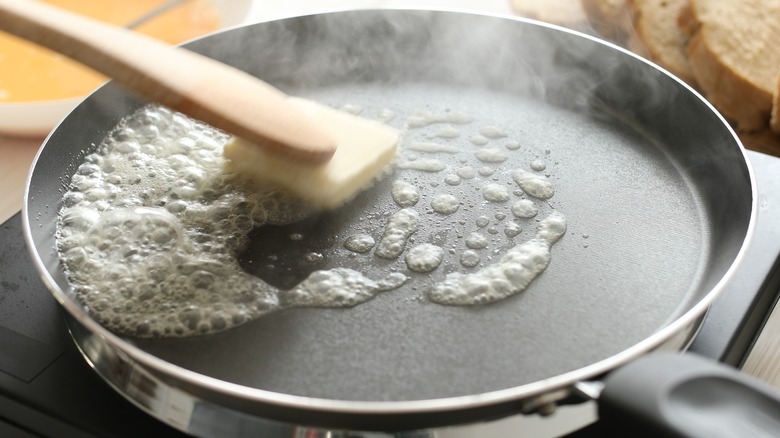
[
  {"left": 128, "top": 83, "right": 709, "bottom": 401},
  {"left": 28, "top": 11, "right": 751, "bottom": 406}
]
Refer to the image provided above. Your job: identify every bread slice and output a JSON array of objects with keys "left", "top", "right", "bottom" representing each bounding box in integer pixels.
[
  {"left": 676, "top": 0, "right": 698, "bottom": 38},
  {"left": 511, "top": 0, "right": 590, "bottom": 31},
  {"left": 772, "top": 74, "right": 780, "bottom": 133},
  {"left": 740, "top": 128, "right": 780, "bottom": 156},
  {"left": 628, "top": 0, "right": 697, "bottom": 87},
  {"left": 686, "top": 0, "right": 780, "bottom": 132},
  {"left": 580, "top": 0, "right": 632, "bottom": 42}
]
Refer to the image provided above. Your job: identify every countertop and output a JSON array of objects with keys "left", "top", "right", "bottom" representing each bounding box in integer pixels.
[{"left": 2, "top": 0, "right": 779, "bottom": 400}]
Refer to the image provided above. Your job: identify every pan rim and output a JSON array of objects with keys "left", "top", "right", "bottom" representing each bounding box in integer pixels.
[{"left": 21, "top": 7, "right": 758, "bottom": 426}]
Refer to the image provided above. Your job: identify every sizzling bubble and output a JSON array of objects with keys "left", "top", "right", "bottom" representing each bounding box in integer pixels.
[
  {"left": 504, "top": 222, "right": 522, "bottom": 237},
  {"left": 391, "top": 180, "right": 420, "bottom": 207},
  {"left": 444, "top": 174, "right": 462, "bottom": 186},
  {"left": 511, "top": 199, "right": 539, "bottom": 218},
  {"left": 465, "top": 232, "right": 489, "bottom": 249},
  {"left": 344, "top": 234, "right": 376, "bottom": 253},
  {"left": 375, "top": 208, "right": 420, "bottom": 259},
  {"left": 279, "top": 269, "right": 386, "bottom": 308},
  {"left": 398, "top": 159, "right": 447, "bottom": 172},
  {"left": 406, "top": 110, "right": 472, "bottom": 128},
  {"left": 479, "top": 125, "right": 507, "bottom": 139},
  {"left": 475, "top": 148, "right": 509, "bottom": 163},
  {"left": 456, "top": 166, "right": 476, "bottom": 179},
  {"left": 428, "top": 212, "right": 567, "bottom": 306},
  {"left": 478, "top": 166, "right": 495, "bottom": 177},
  {"left": 407, "top": 142, "right": 460, "bottom": 154},
  {"left": 427, "top": 125, "right": 460, "bottom": 139},
  {"left": 512, "top": 170, "right": 555, "bottom": 199},
  {"left": 482, "top": 184, "right": 510, "bottom": 203},
  {"left": 469, "top": 135, "right": 489, "bottom": 146},
  {"left": 405, "top": 244, "right": 445, "bottom": 273},
  {"left": 430, "top": 194, "right": 460, "bottom": 215},
  {"left": 530, "top": 160, "right": 547, "bottom": 171},
  {"left": 505, "top": 141, "right": 521, "bottom": 150},
  {"left": 459, "top": 249, "right": 481, "bottom": 268}
]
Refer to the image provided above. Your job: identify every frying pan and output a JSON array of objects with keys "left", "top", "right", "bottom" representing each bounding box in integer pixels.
[{"left": 22, "top": 9, "right": 767, "bottom": 436}]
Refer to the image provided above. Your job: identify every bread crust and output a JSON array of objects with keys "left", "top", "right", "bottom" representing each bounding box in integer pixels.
[
  {"left": 772, "top": 74, "right": 780, "bottom": 134},
  {"left": 629, "top": 0, "right": 697, "bottom": 86},
  {"left": 686, "top": 0, "right": 780, "bottom": 132},
  {"left": 511, "top": 0, "right": 589, "bottom": 30},
  {"left": 580, "top": 0, "right": 632, "bottom": 42}
]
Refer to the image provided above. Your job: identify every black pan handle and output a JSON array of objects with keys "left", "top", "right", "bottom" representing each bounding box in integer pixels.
[{"left": 598, "top": 352, "right": 780, "bottom": 437}]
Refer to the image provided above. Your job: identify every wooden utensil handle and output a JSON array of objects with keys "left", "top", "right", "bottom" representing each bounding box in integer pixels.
[{"left": 0, "top": 0, "right": 337, "bottom": 163}]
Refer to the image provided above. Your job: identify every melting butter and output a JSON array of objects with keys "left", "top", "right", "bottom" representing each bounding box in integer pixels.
[
  {"left": 428, "top": 212, "right": 567, "bottom": 305},
  {"left": 405, "top": 243, "right": 445, "bottom": 273},
  {"left": 406, "top": 110, "right": 473, "bottom": 128},
  {"left": 512, "top": 170, "right": 555, "bottom": 199},
  {"left": 57, "top": 102, "right": 570, "bottom": 338},
  {"left": 391, "top": 180, "right": 420, "bottom": 207},
  {"left": 375, "top": 208, "right": 420, "bottom": 259},
  {"left": 431, "top": 194, "right": 460, "bottom": 215}
]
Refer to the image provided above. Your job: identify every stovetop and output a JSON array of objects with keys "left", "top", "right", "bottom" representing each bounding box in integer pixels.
[{"left": 1, "top": 150, "right": 779, "bottom": 437}]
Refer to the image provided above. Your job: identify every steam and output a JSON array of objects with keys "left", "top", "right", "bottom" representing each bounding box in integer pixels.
[{"left": 176, "top": 8, "right": 683, "bottom": 135}]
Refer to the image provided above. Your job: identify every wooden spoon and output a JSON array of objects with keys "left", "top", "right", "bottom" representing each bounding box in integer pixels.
[{"left": 0, "top": 0, "right": 337, "bottom": 163}]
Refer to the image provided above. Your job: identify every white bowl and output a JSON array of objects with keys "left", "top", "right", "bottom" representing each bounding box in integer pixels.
[{"left": 0, "top": 0, "right": 254, "bottom": 138}]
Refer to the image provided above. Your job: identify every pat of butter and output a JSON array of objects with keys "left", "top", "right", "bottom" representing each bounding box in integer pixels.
[{"left": 224, "top": 98, "right": 399, "bottom": 209}]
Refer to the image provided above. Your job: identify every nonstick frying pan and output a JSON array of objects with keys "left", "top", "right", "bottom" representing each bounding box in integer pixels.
[{"left": 23, "top": 9, "right": 763, "bottom": 436}]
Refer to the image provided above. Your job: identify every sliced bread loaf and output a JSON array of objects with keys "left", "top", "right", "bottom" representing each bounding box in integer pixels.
[
  {"left": 580, "top": 0, "right": 632, "bottom": 42},
  {"left": 686, "top": 0, "right": 780, "bottom": 131},
  {"left": 511, "top": 0, "right": 589, "bottom": 31},
  {"left": 773, "top": 75, "right": 780, "bottom": 133},
  {"left": 628, "top": 0, "right": 697, "bottom": 86}
]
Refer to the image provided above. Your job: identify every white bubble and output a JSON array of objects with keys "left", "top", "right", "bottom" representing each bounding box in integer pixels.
[
  {"left": 475, "top": 148, "right": 509, "bottom": 163},
  {"left": 459, "top": 250, "right": 481, "bottom": 268},
  {"left": 406, "top": 110, "right": 472, "bottom": 128},
  {"left": 530, "top": 160, "right": 547, "bottom": 171},
  {"left": 391, "top": 180, "right": 420, "bottom": 207},
  {"left": 427, "top": 125, "right": 460, "bottom": 139},
  {"left": 469, "top": 135, "right": 489, "bottom": 146},
  {"left": 457, "top": 166, "right": 476, "bottom": 179},
  {"left": 505, "top": 141, "right": 521, "bottom": 150},
  {"left": 482, "top": 184, "right": 510, "bottom": 202},
  {"left": 504, "top": 222, "right": 522, "bottom": 237},
  {"left": 478, "top": 166, "right": 495, "bottom": 177},
  {"left": 511, "top": 200, "right": 539, "bottom": 218},
  {"left": 375, "top": 208, "right": 420, "bottom": 259},
  {"left": 344, "top": 234, "right": 376, "bottom": 253},
  {"left": 398, "top": 159, "right": 447, "bottom": 172},
  {"left": 479, "top": 125, "right": 507, "bottom": 139},
  {"left": 405, "top": 243, "right": 445, "bottom": 273},
  {"left": 431, "top": 194, "right": 460, "bottom": 215},
  {"left": 407, "top": 142, "right": 459, "bottom": 154},
  {"left": 444, "top": 174, "right": 462, "bottom": 186},
  {"left": 512, "top": 170, "right": 555, "bottom": 199},
  {"left": 465, "top": 232, "right": 489, "bottom": 249}
]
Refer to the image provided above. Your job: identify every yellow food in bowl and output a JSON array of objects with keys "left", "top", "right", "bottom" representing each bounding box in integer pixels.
[{"left": 0, "top": 0, "right": 221, "bottom": 103}]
